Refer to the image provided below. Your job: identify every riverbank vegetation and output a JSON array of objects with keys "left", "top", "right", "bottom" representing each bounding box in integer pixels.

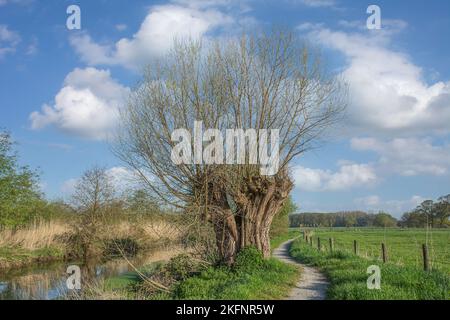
[
  {"left": 70, "top": 229, "right": 300, "bottom": 300},
  {"left": 61, "top": 197, "right": 298, "bottom": 300},
  {"left": 1, "top": 130, "right": 183, "bottom": 270},
  {"left": 0, "top": 214, "right": 182, "bottom": 271}
]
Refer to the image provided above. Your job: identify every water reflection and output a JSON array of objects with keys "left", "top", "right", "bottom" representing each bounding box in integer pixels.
[{"left": 0, "top": 247, "right": 182, "bottom": 300}]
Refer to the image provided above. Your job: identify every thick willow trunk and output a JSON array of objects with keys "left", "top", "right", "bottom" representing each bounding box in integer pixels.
[{"left": 211, "top": 174, "right": 293, "bottom": 265}]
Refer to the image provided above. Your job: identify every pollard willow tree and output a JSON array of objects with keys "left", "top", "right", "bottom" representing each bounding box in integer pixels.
[{"left": 115, "top": 31, "right": 346, "bottom": 265}]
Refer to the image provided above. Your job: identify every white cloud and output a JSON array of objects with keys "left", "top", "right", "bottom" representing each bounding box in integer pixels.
[
  {"left": 172, "top": 0, "right": 248, "bottom": 9},
  {"left": 26, "top": 36, "right": 38, "bottom": 55},
  {"left": 297, "top": 0, "right": 336, "bottom": 7},
  {"left": 60, "top": 178, "right": 78, "bottom": 196},
  {"left": 337, "top": 19, "right": 408, "bottom": 32},
  {"left": 306, "top": 26, "right": 450, "bottom": 135},
  {"left": 354, "top": 195, "right": 380, "bottom": 207},
  {"left": 115, "top": 24, "right": 127, "bottom": 32},
  {"left": 354, "top": 195, "right": 425, "bottom": 217},
  {"left": 351, "top": 137, "right": 450, "bottom": 176},
  {"left": 293, "top": 162, "right": 377, "bottom": 191},
  {"left": 70, "top": 4, "right": 234, "bottom": 70},
  {"left": 0, "top": 24, "right": 20, "bottom": 58},
  {"left": 297, "top": 22, "right": 324, "bottom": 31},
  {"left": 30, "top": 67, "right": 129, "bottom": 140},
  {"left": 106, "top": 166, "right": 139, "bottom": 191}
]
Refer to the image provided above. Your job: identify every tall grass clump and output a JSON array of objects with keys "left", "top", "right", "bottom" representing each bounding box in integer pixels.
[{"left": 0, "top": 220, "right": 69, "bottom": 250}]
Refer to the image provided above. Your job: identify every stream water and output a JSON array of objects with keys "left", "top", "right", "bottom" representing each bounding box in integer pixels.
[{"left": 0, "top": 247, "right": 181, "bottom": 300}]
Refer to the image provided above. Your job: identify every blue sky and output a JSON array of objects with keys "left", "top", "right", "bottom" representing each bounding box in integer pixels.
[{"left": 1, "top": 0, "right": 449, "bottom": 217}]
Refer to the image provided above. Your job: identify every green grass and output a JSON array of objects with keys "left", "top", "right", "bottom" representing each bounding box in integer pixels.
[
  {"left": 289, "top": 238, "right": 449, "bottom": 300},
  {"left": 270, "top": 230, "right": 301, "bottom": 251},
  {"left": 299, "top": 228, "right": 449, "bottom": 273},
  {"left": 173, "top": 246, "right": 299, "bottom": 300}
]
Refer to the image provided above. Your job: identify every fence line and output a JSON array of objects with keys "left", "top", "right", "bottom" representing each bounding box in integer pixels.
[{"left": 299, "top": 230, "right": 438, "bottom": 272}]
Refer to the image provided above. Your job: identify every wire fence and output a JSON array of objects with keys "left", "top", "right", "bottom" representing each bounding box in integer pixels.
[{"left": 300, "top": 230, "right": 449, "bottom": 273}]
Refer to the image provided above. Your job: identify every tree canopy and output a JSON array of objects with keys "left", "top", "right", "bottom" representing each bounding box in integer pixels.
[
  {"left": 115, "top": 30, "right": 346, "bottom": 264},
  {"left": 0, "top": 131, "right": 42, "bottom": 227}
]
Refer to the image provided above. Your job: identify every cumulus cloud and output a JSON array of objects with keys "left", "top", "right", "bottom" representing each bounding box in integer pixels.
[
  {"left": 293, "top": 162, "right": 377, "bottom": 191},
  {"left": 30, "top": 67, "right": 129, "bottom": 140},
  {"left": 0, "top": 24, "right": 20, "bottom": 58},
  {"left": 70, "top": 4, "right": 234, "bottom": 70},
  {"left": 304, "top": 26, "right": 450, "bottom": 135},
  {"left": 354, "top": 195, "right": 425, "bottom": 217},
  {"left": 351, "top": 137, "right": 450, "bottom": 176}
]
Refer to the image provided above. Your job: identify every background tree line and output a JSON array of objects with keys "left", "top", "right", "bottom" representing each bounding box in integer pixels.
[
  {"left": 400, "top": 196, "right": 450, "bottom": 228},
  {"left": 0, "top": 129, "right": 168, "bottom": 228},
  {"left": 290, "top": 197, "right": 450, "bottom": 229},
  {"left": 289, "top": 211, "right": 398, "bottom": 228}
]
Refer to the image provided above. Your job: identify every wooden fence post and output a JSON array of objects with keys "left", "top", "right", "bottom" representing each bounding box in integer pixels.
[
  {"left": 329, "top": 238, "right": 334, "bottom": 252},
  {"left": 318, "top": 238, "right": 321, "bottom": 251},
  {"left": 422, "top": 244, "right": 430, "bottom": 271},
  {"left": 353, "top": 240, "right": 358, "bottom": 255},
  {"left": 381, "top": 243, "right": 387, "bottom": 263}
]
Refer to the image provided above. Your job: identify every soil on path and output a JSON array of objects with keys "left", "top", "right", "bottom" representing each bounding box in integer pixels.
[{"left": 272, "top": 239, "right": 329, "bottom": 300}]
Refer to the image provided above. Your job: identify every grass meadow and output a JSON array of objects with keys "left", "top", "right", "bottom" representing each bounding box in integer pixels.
[
  {"left": 289, "top": 228, "right": 449, "bottom": 300},
  {"left": 299, "top": 228, "right": 449, "bottom": 273}
]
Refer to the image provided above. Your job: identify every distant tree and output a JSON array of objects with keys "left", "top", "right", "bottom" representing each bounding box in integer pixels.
[
  {"left": 400, "top": 211, "right": 425, "bottom": 228},
  {"left": 72, "top": 166, "right": 115, "bottom": 217},
  {"left": 325, "top": 214, "right": 336, "bottom": 228},
  {"left": 400, "top": 195, "right": 450, "bottom": 228},
  {"left": 0, "top": 131, "right": 43, "bottom": 227},
  {"left": 416, "top": 200, "right": 435, "bottom": 228},
  {"left": 71, "top": 166, "right": 116, "bottom": 259},
  {"left": 435, "top": 195, "right": 450, "bottom": 228},
  {"left": 373, "top": 212, "right": 397, "bottom": 228},
  {"left": 344, "top": 215, "right": 357, "bottom": 227},
  {"left": 125, "top": 188, "right": 161, "bottom": 215}
]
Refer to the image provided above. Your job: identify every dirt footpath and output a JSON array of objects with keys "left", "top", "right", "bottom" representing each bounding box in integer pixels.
[{"left": 272, "top": 239, "right": 329, "bottom": 300}]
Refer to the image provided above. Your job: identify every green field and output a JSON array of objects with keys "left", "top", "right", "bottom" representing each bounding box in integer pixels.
[
  {"left": 297, "top": 228, "right": 449, "bottom": 273},
  {"left": 290, "top": 238, "right": 449, "bottom": 300}
]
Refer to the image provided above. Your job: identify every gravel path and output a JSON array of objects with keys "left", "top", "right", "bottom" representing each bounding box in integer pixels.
[{"left": 272, "top": 239, "right": 329, "bottom": 300}]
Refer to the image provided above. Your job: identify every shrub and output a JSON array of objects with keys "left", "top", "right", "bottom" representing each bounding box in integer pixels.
[
  {"left": 103, "top": 238, "right": 139, "bottom": 258},
  {"left": 164, "top": 254, "right": 200, "bottom": 281},
  {"left": 234, "top": 246, "right": 264, "bottom": 272}
]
